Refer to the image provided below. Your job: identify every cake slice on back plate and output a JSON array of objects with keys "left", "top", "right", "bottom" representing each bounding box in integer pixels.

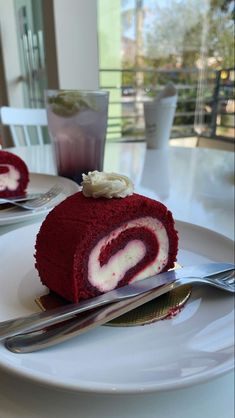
[
  {"left": 0, "top": 150, "right": 29, "bottom": 197},
  {"left": 35, "top": 171, "right": 178, "bottom": 303}
]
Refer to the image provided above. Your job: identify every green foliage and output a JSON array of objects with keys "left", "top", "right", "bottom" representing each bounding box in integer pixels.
[
  {"left": 118, "top": 0, "right": 234, "bottom": 139},
  {"left": 144, "top": 0, "right": 234, "bottom": 70}
]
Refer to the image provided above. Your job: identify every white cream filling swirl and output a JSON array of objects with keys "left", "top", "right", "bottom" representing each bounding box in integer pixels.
[
  {"left": 0, "top": 164, "right": 20, "bottom": 191},
  {"left": 87, "top": 216, "right": 169, "bottom": 292},
  {"left": 81, "top": 171, "right": 134, "bottom": 199}
]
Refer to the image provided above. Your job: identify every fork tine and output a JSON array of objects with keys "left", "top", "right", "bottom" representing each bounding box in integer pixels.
[
  {"left": 225, "top": 277, "right": 235, "bottom": 285},
  {"left": 30, "top": 185, "right": 61, "bottom": 203},
  {"left": 205, "top": 269, "right": 235, "bottom": 292},
  {"left": 221, "top": 271, "right": 235, "bottom": 282},
  {"left": 27, "top": 185, "right": 62, "bottom": 209}
]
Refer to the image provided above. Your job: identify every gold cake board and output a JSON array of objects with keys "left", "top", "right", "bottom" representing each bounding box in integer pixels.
[{"left": 36, "top": 266, "right": 192, "bottom": 326}]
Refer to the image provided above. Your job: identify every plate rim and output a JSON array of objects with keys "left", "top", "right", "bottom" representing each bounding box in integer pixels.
[{"left": 0, "top": 220, "right": 234, "bottom": 394}]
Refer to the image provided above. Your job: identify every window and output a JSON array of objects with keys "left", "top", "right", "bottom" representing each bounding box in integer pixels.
[{"left": 98, "top": 0, "right": 234, "bottom": 142}]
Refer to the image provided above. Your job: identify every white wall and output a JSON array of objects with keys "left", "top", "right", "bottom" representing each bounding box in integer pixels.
[
  {"left": 0, "top": 0, "right": 24, "bottom": 106},
  {"left": 53, "top": 0, "right": 99, "bottom": 90}
]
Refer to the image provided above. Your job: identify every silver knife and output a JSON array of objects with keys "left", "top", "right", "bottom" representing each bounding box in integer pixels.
[
  {"left": 5, "top": 281, "right": 178, "bottom": 353},
  {"left": 0, "top": 263, "right": 233, "bottom": 342}
]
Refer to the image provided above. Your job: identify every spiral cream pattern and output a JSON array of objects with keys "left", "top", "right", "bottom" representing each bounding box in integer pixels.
[{"left": 87, "top": 216, "right": 169, "bottom": 292}]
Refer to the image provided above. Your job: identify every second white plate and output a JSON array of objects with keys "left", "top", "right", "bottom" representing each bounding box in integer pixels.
[{"left": 0, "top": 172, "right": 79, "bottom": 226}]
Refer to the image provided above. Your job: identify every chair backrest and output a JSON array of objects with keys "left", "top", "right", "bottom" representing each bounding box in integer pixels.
[{"left": 0, "top": 106, "right": 48, "bottom": 146}]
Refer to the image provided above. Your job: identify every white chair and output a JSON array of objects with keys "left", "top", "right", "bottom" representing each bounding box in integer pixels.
[{"left": 0, "top": 106, "right": 48, "bottom": 146}]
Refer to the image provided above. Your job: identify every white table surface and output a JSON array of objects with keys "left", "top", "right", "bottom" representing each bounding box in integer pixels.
[{"left": 0, "top": 142, "right": 234, "bottom": 418}]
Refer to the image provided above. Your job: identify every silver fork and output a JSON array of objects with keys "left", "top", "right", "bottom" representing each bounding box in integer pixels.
[
  {"left": 4, "top": 268, "right": 235, "bottom": 353},
  {"left": 176, "top": 269, "right": 235, "bottom": 292},
  {"left": 0, "top": 185, "right": 63, "bottom": 210}
]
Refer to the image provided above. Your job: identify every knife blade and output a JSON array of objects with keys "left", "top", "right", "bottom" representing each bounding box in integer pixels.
[
  {"left": 0, "top": 262, "right": 233, "bottom": 341},
  {"left": 5, "top": 280, "right": 177, "bottom": 353}
]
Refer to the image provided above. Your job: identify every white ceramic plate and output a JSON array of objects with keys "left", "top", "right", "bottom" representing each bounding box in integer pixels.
[
  {"left": 0, "top": 173, "right": 79, "bottom": 226},
  {"left": 0, "top": 221, "right": 234, "bottom": 394}
]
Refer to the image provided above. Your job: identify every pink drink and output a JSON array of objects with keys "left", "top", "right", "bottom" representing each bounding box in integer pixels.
[{"left": 46, "top": 90, "right": 109, "bottom": 184}]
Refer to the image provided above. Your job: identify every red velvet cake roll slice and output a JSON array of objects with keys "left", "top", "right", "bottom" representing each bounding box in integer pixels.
[
  {"left": 35, "top": 171, "right": 178, "bottom": 303},
  {"left": 0, "top": 150, "right": 29, "bottom": 197}
]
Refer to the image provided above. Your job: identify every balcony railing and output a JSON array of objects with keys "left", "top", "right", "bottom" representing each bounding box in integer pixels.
[{"left": 99, "top": 67, "right": 235, "bottom": 143}]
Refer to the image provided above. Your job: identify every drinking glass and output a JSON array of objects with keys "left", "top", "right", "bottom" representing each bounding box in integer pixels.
[{"left": 45, "top": 90, "right": 109, "bottom": 184}]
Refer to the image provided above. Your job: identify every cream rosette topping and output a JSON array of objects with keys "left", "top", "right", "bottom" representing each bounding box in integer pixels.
[{"left": 81, "top": 171, "right": 134, "bottom": 199}]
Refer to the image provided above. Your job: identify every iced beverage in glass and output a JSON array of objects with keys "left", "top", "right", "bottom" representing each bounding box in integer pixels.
[{"left": 45, "top": 90, "right": 109, "bottom": 184}]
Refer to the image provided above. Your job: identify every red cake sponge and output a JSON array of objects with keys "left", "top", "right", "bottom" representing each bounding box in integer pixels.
[
  {"left": 35, "top": 192, "right": 178, "bottom": 303},
  {"left": 0, "top": 150, "right": 29, "bottom": 197}
]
